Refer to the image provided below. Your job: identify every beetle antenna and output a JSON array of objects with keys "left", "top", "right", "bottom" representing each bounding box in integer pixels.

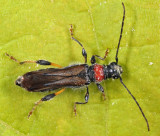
[
  {"left": 119, "top": 77, "right": 150, "bottom": 131},
  {"left": 115, "top": 2, "right": 125, "bottom": 64}
]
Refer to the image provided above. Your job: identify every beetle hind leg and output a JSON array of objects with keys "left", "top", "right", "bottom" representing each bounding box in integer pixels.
[
  {"left": 5, "top": 53, "right": 62, "bottom": 68},
  {"left": 28, "top": 88, "right": 65, "bottom": 118}
]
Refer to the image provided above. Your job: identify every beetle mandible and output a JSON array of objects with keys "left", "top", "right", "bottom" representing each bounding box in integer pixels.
[{"left": 6, "top": 2, "right": 150, "bottom": 131}]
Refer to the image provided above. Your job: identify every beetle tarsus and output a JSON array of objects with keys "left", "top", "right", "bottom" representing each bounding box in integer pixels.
[
  {"left": 74, "top": 103, "right": 77, "bottom": 116},
  {"left": 103, "top": 93, "right": 106, "bottom": 100},
  {"left": 96, "top": 83, "right": 106, "bottom": 100},
  {"left": 28, "top": 99, "right": 42, "bottom": 119},
  {"left": 5, "top": 53, "right": 20, "bottom": 63}
]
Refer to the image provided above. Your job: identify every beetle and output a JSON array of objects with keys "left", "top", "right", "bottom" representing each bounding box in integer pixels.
[{"left": 6, "top": 3, "right": 150, "bottom": 131}]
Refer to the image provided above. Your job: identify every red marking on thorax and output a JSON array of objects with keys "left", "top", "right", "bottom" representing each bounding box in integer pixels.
[{"left": 94, "top": 64, "right": 105, "bottom": 82}]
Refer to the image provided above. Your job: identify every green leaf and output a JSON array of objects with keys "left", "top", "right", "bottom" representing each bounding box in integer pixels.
[{"left": 0, "top": 0, "right": 159, "bottom": 136}]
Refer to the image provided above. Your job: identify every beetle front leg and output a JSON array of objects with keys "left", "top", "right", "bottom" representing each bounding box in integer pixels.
[
  {"left": 96, "top": 83, "right": 106, "bottom": 100},
  {"left": 90, "top": 49, "right": 109, "bottom": 64},
  {"left": 70, "top": 24, "right": 87, "bottom": 63},
  {"left": 74, "top": 87, "right": 89, "bottom": 115},
  {"left": 5, "top": 53, "right": 62, "bottom": 68}
]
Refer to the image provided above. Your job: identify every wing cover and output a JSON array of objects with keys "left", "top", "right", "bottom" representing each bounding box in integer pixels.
[{"left": 18, "top": 64, "right": 89, "bottom": 92}]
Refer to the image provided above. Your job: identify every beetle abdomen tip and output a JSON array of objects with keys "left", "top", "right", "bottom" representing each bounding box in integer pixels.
[{"left": 15, "top": 76, "right": 24, "bottom": 87}]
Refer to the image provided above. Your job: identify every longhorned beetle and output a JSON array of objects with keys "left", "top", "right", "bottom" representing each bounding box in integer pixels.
[{"left": 6, "top": 2, "right": 150, "bottom": 131}]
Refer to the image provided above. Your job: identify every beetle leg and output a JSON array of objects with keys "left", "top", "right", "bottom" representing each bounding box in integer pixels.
[
  {"left": 28, "top": 88, "right": 65, "bottom": 118},
  {"left": 70, "top": 24, "right": 87, "bottom": 63},
  {"left": 90, "top": 49, "right": 109, "bottom": 64},
  {"left": 5, "top": 53, "right": 62, "bottom": 68},
  {"left": 74, "top": 87, "right": 89, "bottom": 116},
  {"left": 96, "top": 83, "right": 106, "bottom": 100}
]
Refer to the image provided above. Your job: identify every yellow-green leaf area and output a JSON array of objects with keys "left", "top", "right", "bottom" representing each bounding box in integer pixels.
[{"left": 0, "top": 0, "right": 159, "bottom": 136}]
